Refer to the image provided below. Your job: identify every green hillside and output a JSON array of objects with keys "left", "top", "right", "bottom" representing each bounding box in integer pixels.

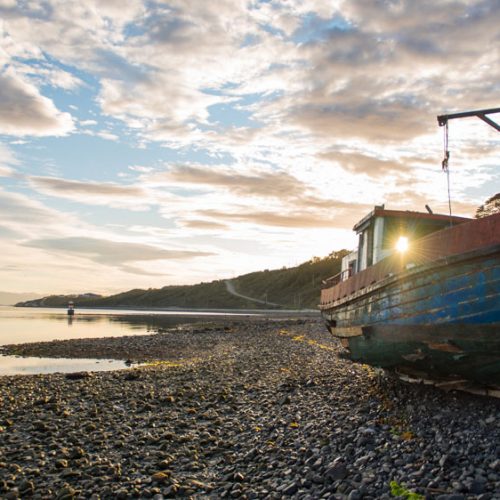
[
  {"left": 16, "top": 250, "right": 348, "bottom": 310},
  {"left": 233, "top": 251, "right": 347, "bottom": 309}
]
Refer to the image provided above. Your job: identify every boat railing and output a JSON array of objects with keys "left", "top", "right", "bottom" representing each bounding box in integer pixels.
[{"left": 322, "top": 269, "right": 352, "bottom": 288}]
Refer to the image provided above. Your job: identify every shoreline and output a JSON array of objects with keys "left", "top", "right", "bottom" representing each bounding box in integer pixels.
[
  {"left": 11, "top": 304, "right": 321, "bottom": 314},
  {"left": 1, "top": 317, "right": 499, "bottom": 499}
]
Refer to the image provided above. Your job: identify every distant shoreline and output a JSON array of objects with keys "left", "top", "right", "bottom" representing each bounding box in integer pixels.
[{"left": 12, "top": 304, "right": 321, "bottom": 316}]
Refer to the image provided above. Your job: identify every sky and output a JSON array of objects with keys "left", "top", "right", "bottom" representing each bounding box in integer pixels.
[{"left": 0, "top": 0, "right": 499, "bottom": 296}]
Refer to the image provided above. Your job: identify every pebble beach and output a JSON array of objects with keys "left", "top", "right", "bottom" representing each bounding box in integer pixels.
[{"left": 0, "top": 317, "right": 499, "bottom": 499}]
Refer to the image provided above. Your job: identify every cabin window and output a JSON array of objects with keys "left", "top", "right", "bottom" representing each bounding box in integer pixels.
[
  {"left": 382, "top": 217, "right": 458, "bottom": 250},
  {"left": 366, "top": 225, "right": 374, "bottom": 266},
  {"left": 382, "top": 218, "right": 406, "bottom": 249},
  {"left": 357, "top": 232, "right": 364, "bottom": 269}
]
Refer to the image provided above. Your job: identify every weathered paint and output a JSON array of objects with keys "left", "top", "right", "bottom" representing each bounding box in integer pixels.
[
  {"left": 320, "top": 212, "right": 500, "bottom": 385},
  {"left": 346, "top": 325, "right": 500, "bottom": 385},
  {"left": 322, "top": 248, "right": 500, "bottom": 328}
]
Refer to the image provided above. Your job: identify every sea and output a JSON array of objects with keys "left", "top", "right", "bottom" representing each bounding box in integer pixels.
[{"left": 0, "top": 306, "right": 259, "bottom": 376}]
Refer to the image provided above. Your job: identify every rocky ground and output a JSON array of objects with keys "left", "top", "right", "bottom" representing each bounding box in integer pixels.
[{"left": 0, "top": 317, "right": 499, "bottom": 499}]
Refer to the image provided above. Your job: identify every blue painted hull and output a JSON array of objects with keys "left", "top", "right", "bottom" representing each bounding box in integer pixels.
[
  {"left": 324, "top": 246, "right": 500, "bottom": 328},
  {"left": 321, "top": 245, "right": 500, "bottom": 385}
]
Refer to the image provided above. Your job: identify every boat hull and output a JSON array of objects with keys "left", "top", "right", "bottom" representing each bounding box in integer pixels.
[
  {"left": 343, "top": 324, "right": 500, "bottom": 385},
  {"left": 321, "top": 244, "right": 500, "bottom": 385}
]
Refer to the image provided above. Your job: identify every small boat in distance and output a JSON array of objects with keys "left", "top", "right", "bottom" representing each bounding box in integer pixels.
[
  {"left": 320, "top": 108, "right": 500, "bottom": 387},
  {"left": 67, "top": 301, "right": 75, "bottom": 316}
]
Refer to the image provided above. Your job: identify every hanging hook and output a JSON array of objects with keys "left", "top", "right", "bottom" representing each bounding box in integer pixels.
[{"left": 442, "top": 121, "right": 450, "bottom": 172}]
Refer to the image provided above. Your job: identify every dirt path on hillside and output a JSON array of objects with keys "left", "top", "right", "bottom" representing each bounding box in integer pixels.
[{"left": 224, "top": 279, "right": 282, "bottom": 307}]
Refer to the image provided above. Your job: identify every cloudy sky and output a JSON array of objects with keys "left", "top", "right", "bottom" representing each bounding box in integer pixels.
[{"left": 0, "top": 0, "right": 499, "bottom": 295}]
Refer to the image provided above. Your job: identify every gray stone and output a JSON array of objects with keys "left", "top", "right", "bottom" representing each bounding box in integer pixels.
[
  {"left": 282, "top": 482, "right": 299, "bottom": 496},
  {"left": 325, "top": 459, "right": 348, "bottom": 481}
]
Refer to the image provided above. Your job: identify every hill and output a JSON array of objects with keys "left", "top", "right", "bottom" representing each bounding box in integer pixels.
[{"left": 16, "top": 251, "right": 348, "bottom": 310}]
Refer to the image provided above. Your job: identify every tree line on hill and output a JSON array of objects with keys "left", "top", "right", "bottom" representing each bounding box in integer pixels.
[
  {"left": 16, "top": 250, "right": 349, "bottom": 311},
  {"left": 475, "top": 193, "right": 500, "bottom": 218}
]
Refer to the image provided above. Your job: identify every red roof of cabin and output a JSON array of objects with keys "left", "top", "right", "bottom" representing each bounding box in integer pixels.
[{"left": 353, "top": 208, "right": 471, "bottom": 233}]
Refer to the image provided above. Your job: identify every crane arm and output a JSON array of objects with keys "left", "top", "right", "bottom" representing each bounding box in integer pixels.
[{"left": 437, "top": 107, "right": 500, "bottom": 132}]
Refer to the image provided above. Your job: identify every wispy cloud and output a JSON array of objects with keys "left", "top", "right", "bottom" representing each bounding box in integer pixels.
[
  {"left": 164, "top": 164, "right": 306, "bottom": 199},
  {"left": 24, "top": 236, "right": 213, "bottom": 267},
  {"left": 199, "top": 208, "right": 356, "bottom": 229},
  {"left": 28, "top": 176, "right": 151, "bottom": 209},
  {"left": 180, "top": 219, "right": 228, "bottom": 230},
  {"left": 318, "top": 151, "right": 406, "bottom": 177},
  {"left": 0, "top": 188, "right": 72, "bottom": 235},
  {"left": 0, "top": 143, "right": 19, "bottom": 177}
]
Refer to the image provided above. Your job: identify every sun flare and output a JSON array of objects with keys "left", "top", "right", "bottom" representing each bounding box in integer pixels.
[{"left": 396, "top": 236, "right": 409, "bottom": 253}]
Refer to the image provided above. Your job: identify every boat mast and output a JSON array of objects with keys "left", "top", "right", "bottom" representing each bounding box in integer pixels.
[{"left": 437, "top": 107, "right": 500, "bottom": 132}]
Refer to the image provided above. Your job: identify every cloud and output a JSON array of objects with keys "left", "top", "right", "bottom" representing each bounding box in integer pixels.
[
  {"left": 148, "top": 163, "right": 375, "bottom": 232},
  {"left": 97, "top": 75, "right": 221, "bottom": 133},
  {"left": 0, "top": 166, "right": 14, "bottom": 177},
  {"left": 0, "top": 143, "right": 19, "bottom": 177},
  {"left": 287, "top": 100, "right": 431, "bottom": 142},
  {"left": 0, "top": 187, "right": 85, "bottom": 241},
  {"left": 181, "top": 219, "right": 228, "bottom": 230},
  {"left": 0, "top": 67, "right": 74, "bottom": 136},
  {"left": 341, "top": 0, "right": 498, "bottom": 40},
  {"left": 198, "top": 208, "right": 357, "bottom": 229},
  {"left": 164, "top": 164, "right": 306, "bottom": 199},
  {"left": 30, "top": 176, "right": 142, "bottom": 196},
  {"left": 247, "top": 2, "right": 500, "bottom": 146},
  {"left": 80, "top": 129, "right": 120, "bottom": 141},
  {"left": 88, "top": 0, "right": 145, "bottom": 27},
  {"left": 0, "top": 224, "right": 19, "bottom": 238},
  {"left": 383, "top": 189, "right": 477, "bottom": 218},
  {"left": 14, "top": 63, "right": 83, "bottom": 90},
  {"left": 40, "top": 67, "right": 82, "bottom": 90},
  {"left": 119, "top": 264, "right": 168, "bottom": 277},
  {"left": 29, "top": 176, "right": 150, "bottom": 209},
  {"left": 318, "top": 151, "right": 406, "bottom": 177},
  {"left": 0, "top": 188, "right": 61, "bottom": 229},
  {"left": 2, "top": 0, "right": 498, "bottom": 150},
  {"left": 23, "top": 236, "right": 214, "bottom": 266},
  {"left": 161, "top": 161, "right": 376, "bottom": 207}
]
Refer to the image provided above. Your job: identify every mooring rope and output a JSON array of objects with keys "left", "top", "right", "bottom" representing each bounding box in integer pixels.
[{"left": 441, "top": 121, "right": 452, "bottom": 219}]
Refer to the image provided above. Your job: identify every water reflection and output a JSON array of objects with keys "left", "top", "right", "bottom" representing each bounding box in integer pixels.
[
  {"left": 0, "top": 306, "right": 246, "bottom": 346},
  {"left": 0, "top": 306, "right": 253, "bottom": 375}
]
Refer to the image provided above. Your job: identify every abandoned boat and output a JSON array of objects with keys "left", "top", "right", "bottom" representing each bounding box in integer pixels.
[
  {"left": 320, "top": 107, "right": 500, "bottom": 386},
  {"left": 319, "top": 207, "right": 500, "bottom": 385}
]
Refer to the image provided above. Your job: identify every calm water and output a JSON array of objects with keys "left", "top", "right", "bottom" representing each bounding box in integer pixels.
[{"left": 0, "top": 306, "right": 254, "bottom": 376}]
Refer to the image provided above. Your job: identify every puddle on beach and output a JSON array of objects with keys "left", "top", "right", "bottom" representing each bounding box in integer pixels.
[
  {"left": 0, "top": 305, "right": 315, "bottom": 376},
  {"left": 0, "top": 305, "right": 261, "bottom": 376},
  {"left": 0, "top": 355, "right": 132, "bottom": 376}
]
